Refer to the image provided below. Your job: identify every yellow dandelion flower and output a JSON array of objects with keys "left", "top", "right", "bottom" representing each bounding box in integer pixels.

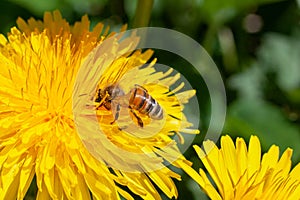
[
  {"left": 192, "top": 135, "right": 300, "bottom": 200},
  {"left": 0, "top": 10, "right": 200, "bottom": 199}
]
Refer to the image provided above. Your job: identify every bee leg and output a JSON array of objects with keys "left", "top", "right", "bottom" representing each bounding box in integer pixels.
[
  {"left": 117, "top": 124, "right": 129, "bottom": 131},
  {"left": 129, "top": 108, "right": 144, "bottom": 128},
  {"left": 110, "top": 103, "right": 120, "bottom": 124}
]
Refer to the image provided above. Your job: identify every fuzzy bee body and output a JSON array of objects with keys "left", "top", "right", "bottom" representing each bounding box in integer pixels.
[{"left": 95, "top": 84, "right": 163, "bottom": 127}]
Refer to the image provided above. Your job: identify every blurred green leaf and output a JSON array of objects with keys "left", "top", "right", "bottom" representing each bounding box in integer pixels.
[
  {"left": 124, "top": 0, "right": 137, "bottom": 19},
  {"left": 186, "top": 179, "right": 209, "bottom": 200},
  {"left": 8, "top": 0, "right": 108, "bottom": 16},
  {"left": 225, "top": 99, "right": 300, "bottom": 162},
  {"left": 198, "top": 0, "right": 286, "bottom": 24},
  {"left": 218, "top": 27, "right": 239, "bottom": 72},
  {"left": 297, "top": 0, "right": 300, "bottom": 8},
  {"left": 8, "top": 0, "right": 61, "bottom": 15},
  {"left": 229, "top": 64, "right": 266, "bottom": 99},
  {"left": 0, "top": 1, "right": 33, "bottom": 33},
  {"left": 132, "top": 0, "right": 153, "bottom": 27},
  {"left": 258, "top": 31, "right": 300, "bottom": 91},
  {"left": 227, "top": 28, "right": 300, "bottom": 157},
  {"left": 287, "top": 88, "right": 300, "bottom": 105}
]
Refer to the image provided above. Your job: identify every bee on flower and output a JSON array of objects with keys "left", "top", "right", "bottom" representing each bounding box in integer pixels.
[{"left": 0, "top": 11, "right": 199, "bottom": 200}]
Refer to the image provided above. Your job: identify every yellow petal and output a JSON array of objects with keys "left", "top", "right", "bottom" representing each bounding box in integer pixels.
[
  {"left": 0, "top": 34, "right": 7, "bottom": 45},
  {"left": 1, "top": 160, "right": 21, "bottom": 200},
  {"left": 147, "top": 170, "right": 178, "bottom": 198},
  {"left": 17, "top": 151, "right": 36, "bottom": 199},
  {"left": 37, "top": 181, "right": 51, "bottom": 200},
  {"left": 199, "top": 169, "right": 222, "bottom": 200},
  {"left": 235, "top": 137, "right": 248, "bottom": 178},
  {"left": 117, "top": 187, "right": 133, "bottom": 200},
  {"left": 247, "top": 135, "right": 261, "bottom": 176},
  {"left": 275, "top": 148, "right": 292, "bottom": 176},
  {"left": 221, "top": 135, "right": 239, "bottom": 184}
]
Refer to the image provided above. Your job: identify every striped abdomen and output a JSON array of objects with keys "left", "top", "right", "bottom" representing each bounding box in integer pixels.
[{"left": 129, "top": 86, "right": 163, "bottom": 120}]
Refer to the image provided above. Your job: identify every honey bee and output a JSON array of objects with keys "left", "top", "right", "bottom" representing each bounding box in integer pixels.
[{"left": 95, "top": 84, "right": 164, "bottom": 127}]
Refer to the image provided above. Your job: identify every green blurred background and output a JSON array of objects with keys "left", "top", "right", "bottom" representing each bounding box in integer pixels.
[{"left": 1, "top": 0, "right": 299, "bottom": 199}]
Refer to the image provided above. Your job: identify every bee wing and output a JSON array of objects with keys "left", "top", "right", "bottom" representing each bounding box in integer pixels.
[
  {"left": 110, "top": 96, "right": 131, "bottom": 127},
  {"left": 112, "top": 92, "right": 130, "bottom": 106}
]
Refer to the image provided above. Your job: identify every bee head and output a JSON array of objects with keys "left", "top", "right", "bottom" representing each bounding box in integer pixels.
[
  {"left": 95, "top": 89, "right": 104, "bottom": 103},
  {"left": 103, "top": 84, "right": 124, "bottom": 100}
]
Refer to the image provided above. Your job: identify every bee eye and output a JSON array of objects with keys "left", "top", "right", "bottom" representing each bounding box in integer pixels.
[
  {"left": 95, "top": 90, "right": 102, "bottom": 102},
  {"left": 107, "top": 90, "right": 113, "bottom": 96}
]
